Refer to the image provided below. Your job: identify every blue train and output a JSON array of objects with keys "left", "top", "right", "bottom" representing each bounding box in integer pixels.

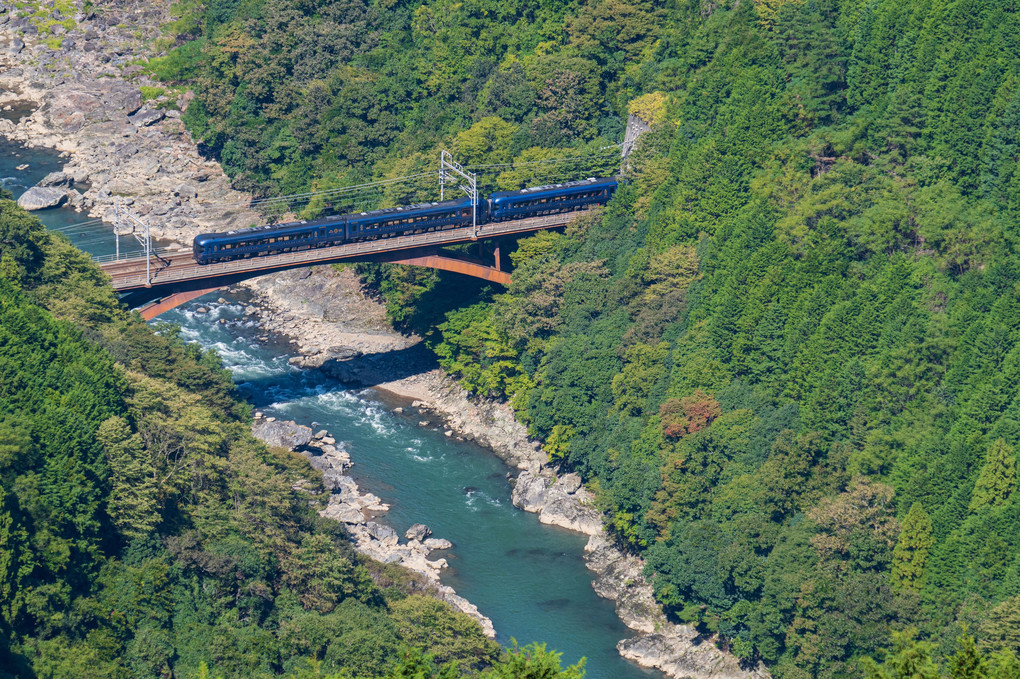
[{"left": 192, "top": 177, "right": 618, "bottom": 264}]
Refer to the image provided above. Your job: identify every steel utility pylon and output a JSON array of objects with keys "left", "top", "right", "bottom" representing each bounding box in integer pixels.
[{"left": 440, "top": 150, "right": 478, "bottom": 240}]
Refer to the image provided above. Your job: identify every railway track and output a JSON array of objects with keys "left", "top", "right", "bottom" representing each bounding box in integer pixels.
[{"left": 100, "top": 210, "right": 589, "bottom": 292}]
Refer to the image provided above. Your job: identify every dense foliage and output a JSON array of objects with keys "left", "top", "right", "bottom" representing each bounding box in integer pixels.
[
  {"left": 0, "top": 200, "right": 592, "bottom": 678},
  {"left": 156, "top": 0, "right": 1020, "bottom": 675}
]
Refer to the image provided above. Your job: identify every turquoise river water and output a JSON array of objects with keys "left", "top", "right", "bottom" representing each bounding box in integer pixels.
[{"left": 6, "top": 137, "right": 662, "bottom": 679}]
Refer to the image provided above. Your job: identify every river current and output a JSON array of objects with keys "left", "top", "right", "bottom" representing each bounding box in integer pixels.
[{"left": 7, "top": 139, "right": 661, "bottom": 679}]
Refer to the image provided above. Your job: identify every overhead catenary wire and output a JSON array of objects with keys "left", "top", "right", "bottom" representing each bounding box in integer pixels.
[
  {"left": 185, "top": 146, "right": 621, "bottom": 213},
  {"left": 190, "top": 171, "right": 439, "bottom": 212},
  {"left": 47, "top": 218, "right": 109, "bottom": 232},
  {"left": 72, "top": 146, "right": 621, "bottom": 254}
]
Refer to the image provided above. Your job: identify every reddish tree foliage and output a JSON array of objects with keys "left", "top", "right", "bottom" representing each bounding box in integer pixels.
[{"left": 659, "top": 390, "right": 721, "bottom": 439}]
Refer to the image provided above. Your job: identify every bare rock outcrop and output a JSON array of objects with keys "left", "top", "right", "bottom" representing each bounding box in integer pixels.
[
  {"left": 618, "top": 633, "right": 768, "bottom": 679},
  {"left": 17, "top": 185, "right": 66, "bottom": 210},
  {"left": 252, "top": 418, "right": 313, "bottom": 449},
  {"left": 511, "top": 470, "right": 603, "bottom": 535}
]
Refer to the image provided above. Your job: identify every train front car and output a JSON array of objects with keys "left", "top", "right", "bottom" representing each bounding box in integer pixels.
[
  {"left": 488, "top": 177, "right": 618, "bottom": 222},
  {"left": 193, "top": 216, "right": 349, "bottom": 264}
]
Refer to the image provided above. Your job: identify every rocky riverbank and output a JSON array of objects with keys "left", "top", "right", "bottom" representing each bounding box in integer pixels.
[
  {"left": 0, "top": 2, "right": 766, "bottom": 675},
  {"left": 0, "top": 0, "right": 259, "bottom": 242},
  {"left": 250, "top": 415, "right": 495, "bottom": 637}
]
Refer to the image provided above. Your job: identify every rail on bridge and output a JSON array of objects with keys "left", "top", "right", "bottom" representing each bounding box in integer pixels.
[{"left": 99, "top": 210, "right": 593, "bottom": 319}]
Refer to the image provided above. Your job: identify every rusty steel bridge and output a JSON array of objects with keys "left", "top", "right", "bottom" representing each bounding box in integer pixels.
[{"left": 99, "top": 210, "right": 592, "bottom": 320}]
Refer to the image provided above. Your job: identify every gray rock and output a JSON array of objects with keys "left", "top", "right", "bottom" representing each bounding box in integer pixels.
[
  {"left": 405, "top": 523, "right": 432, "bottom": 541},
  {"left": 513, "top": 470, "right": 602, "bottom": 535},
  {"left": 325, "top": 345, "right": 361, "bottom": 360},
  {"left": 65, "top": 189, "right": 84, "bottom": 209},
  {"left": 251, "top": 419, "right": 314, "bottom": 450},
  {"left": 313, "top": 429, "right": 328, "bottom": 439},
  {"left": 366, "top": 521, "right": 399, "bottom": 546},
  {"left": 8, "top": 37, "right": 23, "bottom": 54},
  {"left": 423, "top": 538, "right": 453, "bottom": 550},
  {"left": 511, "top": 471, "right": 551, "bottom": 512},
  {"left": 174, "top": 182, "right": 196, "bottom": 199},
  {"left": 557, "top": 472, "right": 582, "bottom": 495},
  {"left": 320, "top": 499, "right": 366, "bottom": 525},
  {"left": 38, "top": 171, "right": 72, "bottom": 188},
  {"left": 17, "top": 186, "right": 67, "bottom": 211},
  {"left": 617, "top": 629, "right": 769, "bottom": 679},
  {"left": 130, "top": 108, "right": 164, "bottom": 127}
]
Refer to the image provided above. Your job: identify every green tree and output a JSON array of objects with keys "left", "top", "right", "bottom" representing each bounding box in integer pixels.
[
  {"left": 891, "top": 502, "right": 934, "bottom": 594},
  {"left": 863, "top": 629, "right": 940, "bottom": 679},
  {"left": 485, "top": 641, "right": 585, "bottom": 679},
  {"left": 951, "top": 633, "right": 989, "bottom": 679},
  {"left": 981, "top": 597, "right": 1020, "bottom": 656},
  {"left": 98, "top": 416, "right": 160, "bottom": 540},
  {"left": 970, "top": 439, "right": 1017, "bottom": 511}
]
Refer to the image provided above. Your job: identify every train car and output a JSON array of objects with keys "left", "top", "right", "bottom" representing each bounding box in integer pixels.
[
  {"left": 488, "top": 177, "right": 617, "bottom": 222},
  {"left": 193, "top": 214, "right": 348, "bottom": 264},
  {"left": 194, "top": 176, "right": 618, "bottom": 264},
  {"left": 194, "top": 197, "right": 481, "bottom": 264},
  {"left": 346, "top": 197, "right": 478, "bottom": 240}
]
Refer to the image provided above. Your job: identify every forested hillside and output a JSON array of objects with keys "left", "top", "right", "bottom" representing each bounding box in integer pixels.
[
  {"left": 152, "top": 0, "right": 1020, "bottom": 676},
  {"left": 0, "top": 197, "right": 586, "bottom": 677}
]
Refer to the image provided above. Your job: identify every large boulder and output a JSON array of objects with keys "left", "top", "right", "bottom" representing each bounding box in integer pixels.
[
  {"left": 405, "top": 523, "right": 432, "bottom": 541},
  {"left": 38, "top": 171, "right": 73, "bottom": 188},
  {"left": 17, "top": 186, "right": 67, "bottom": 211},
  {"left": 366, "top": 521, "right": 399, "bottom": 546},
  {"left": 251, "top": 419, "right": 313, "bottom": 450},
  {"left": 129, "top": 108, "right": 164, "bottom": 127},
  {"left": 512, "top": 470, "right": 602, "bottom": 535},
  {"left": 511, "top": 470, "right": 552, "bottom": 512}
]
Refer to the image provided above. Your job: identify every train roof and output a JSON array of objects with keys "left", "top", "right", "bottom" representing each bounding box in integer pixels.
[
  {"left": 348, "top": 196, "right": 473, "bottom": 220},
  {"left": 489, "top": 176, "right": 618, "bottom": 200}
]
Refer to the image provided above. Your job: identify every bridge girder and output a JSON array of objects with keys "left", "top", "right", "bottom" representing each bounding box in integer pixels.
[{"left": 132, "top": 247, "right": 509, "bottom": 320}]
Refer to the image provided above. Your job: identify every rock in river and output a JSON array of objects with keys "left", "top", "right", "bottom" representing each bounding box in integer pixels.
[
  {"left": 252, "top": 419, "right": 313, "bottom": 450},
  {"left": 38, "top": 171, "right": 73, "bottom": 188},
  {"left": 405, "top": 523, "right": 432, "bottom": 541},
  {"left": 17, "top": 186, "right": 67, "bottom": 211}
]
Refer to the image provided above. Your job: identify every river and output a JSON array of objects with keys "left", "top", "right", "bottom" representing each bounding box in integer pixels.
[{"left": 6, "top": 138, "right": 661, "bottom": 679}]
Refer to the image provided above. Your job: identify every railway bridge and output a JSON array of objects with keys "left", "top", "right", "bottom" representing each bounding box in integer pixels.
[{"left": 99, "top": 210, "right": 592, "bottom": 320}]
